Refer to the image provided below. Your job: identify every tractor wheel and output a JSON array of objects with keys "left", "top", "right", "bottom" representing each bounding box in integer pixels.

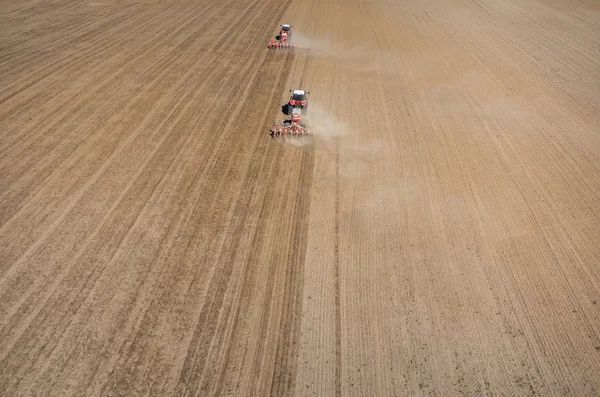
[{"left": 302, "top": 105, "right": 308, "bottom": 115}]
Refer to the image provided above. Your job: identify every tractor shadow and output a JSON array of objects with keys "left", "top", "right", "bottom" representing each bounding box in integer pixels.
[{"left": 281, "top": 104, "right": 292, "bottom": 116}]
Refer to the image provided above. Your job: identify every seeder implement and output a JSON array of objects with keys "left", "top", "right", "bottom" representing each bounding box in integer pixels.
[
  {"left": 270, "top": 121, "right": 310, "bottom": 137},
  {"left": 268, "top": 31, "right": 295, "bottom": 50},
  {"left": 268, "top": 41, "right": 295, "bottom": 49}
]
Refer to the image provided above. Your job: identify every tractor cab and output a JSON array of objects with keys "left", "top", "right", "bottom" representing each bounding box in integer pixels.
[
  {"left": 292, "top": 90, "right": 306, "bottom": 102},
  {"left": 280, "top": 24, "right": 293, "bottom": 40},
  {"left": 289, "top": 89, "right": 309, "bottom": 113}
]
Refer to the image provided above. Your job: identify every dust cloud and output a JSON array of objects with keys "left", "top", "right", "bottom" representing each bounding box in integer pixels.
[
  {"left": 291, "top": 33, "right": 370, "bottom": 64},
  {"left": 303, "top": 103, "right": 349, "bottom": 139}
]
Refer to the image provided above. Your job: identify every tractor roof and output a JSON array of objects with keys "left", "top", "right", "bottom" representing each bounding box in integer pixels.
[
  {"left": 292, "top": 107, "right": 302, "bottom": 115},
  {"left": 293, "top": 89, "right": 305, "bottom": 96}
]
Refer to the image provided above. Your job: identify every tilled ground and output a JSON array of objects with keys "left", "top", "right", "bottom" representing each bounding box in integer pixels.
[{"left": 1, "top": 0, "right": 599, "bottom": 395}]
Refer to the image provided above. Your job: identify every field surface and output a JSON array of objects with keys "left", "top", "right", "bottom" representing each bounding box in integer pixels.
[{"left": 1, "top": 0, "right": 599, "bottom": 395}]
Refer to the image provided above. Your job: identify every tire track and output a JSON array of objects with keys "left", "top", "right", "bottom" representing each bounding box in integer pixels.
[{"left": 268, "top": 146, "right": 315, "bottom": 397}]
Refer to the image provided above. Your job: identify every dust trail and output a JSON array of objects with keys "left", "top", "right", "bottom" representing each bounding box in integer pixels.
[
  {"left": 291, "top": 33, "right": 411, "bottom": 81},
  {"left": 303, "top": 103, "right": 349, "bottom": 140},
  {"left": 277, "top": 103, "right": 349, "bottom": 148},
  {"left": 291, "top": 33, "right": 370, "bottom": 64}
]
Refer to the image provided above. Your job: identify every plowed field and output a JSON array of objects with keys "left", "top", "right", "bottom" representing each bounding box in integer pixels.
[{"left": 1, "top": 0, "right": 599, "bottom": 395}]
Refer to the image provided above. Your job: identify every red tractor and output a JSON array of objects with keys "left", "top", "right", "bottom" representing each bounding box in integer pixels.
[
  {"left": 268, "top": 32, "right": 294, "bottom": 49},
  {"left": 279, "top": 24, "right": 293, "bottom": 40},
  {"left": 268, "top": 24, "right": 295, "bottom": 49},
  {"left": 289, "top": 89, "right": 309, "bottom": 114}
]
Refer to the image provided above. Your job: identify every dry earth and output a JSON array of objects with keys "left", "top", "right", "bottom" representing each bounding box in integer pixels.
[{"left": 1, "top": 0, "right": 599, "bottom": 395}]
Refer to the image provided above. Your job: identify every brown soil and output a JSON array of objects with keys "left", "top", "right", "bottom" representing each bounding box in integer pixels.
[{"left": 1, "top": 0, "right": 599, "bottom": 395}]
